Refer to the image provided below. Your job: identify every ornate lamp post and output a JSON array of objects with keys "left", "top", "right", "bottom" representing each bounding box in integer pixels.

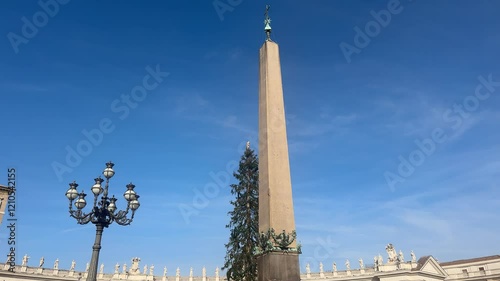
[{"left": 65, "top": 161, "right": 140, "bottom": 281}]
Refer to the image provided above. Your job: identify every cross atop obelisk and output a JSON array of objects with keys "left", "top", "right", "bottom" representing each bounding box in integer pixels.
[
  {"left": 256, "top": 5, "right": 301, "bottom": 281},
  {"left": 264, "top": 5, "right": 272, "bottom": 41}
]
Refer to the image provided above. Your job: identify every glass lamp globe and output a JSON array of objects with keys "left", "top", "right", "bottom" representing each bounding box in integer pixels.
[
  {"left": 108, "top": 197, "right": 117, "bottom": 213},
  {"left": 129, "top": 197, "right": 140, "bottom": 211},
  {"left": 75, "top": 192, "right": 87, "bottom": 209},
  {"left": 124, "top": 183, "right": 137, "bottom": 201},
  {"left": 65, "top": 182, "right": 79, "bottom": 200},
  {"left": 91, "top": 177, "right": 104, "bottom": 196},
  {"left": 103, "top": 161, "right": 115, "bottom": 179}
]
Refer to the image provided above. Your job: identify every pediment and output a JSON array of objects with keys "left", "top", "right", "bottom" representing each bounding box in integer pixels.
[{"left": 420, "top": 256, "right": 448, "bottom": 277}]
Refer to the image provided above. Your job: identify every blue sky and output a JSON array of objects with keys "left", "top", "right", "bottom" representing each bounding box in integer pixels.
[{"left": 1, "top": 0, "right": 500, "bottom": 276}]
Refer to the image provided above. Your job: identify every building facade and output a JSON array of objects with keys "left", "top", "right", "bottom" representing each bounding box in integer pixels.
[{"left": 0, "top": 245, "right": 498, "bottom": 281}]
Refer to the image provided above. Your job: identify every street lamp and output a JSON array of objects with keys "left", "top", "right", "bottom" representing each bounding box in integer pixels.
[{"left": 66, "top": 161, "right": 140, "bottom": 281}]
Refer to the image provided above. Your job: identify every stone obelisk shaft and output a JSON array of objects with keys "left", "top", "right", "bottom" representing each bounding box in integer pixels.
[
  {"left": 258, "top": 40, "right": 300, "bottom": 281},
  {"left": 258, "top": 40, "right": 296, "bottom": 241}
]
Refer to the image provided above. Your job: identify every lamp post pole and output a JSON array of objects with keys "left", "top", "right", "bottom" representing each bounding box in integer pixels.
[
  {"left": 87, "top": 223, "right": 104, "bottom": 281},
  {"left": 65, "top": 161, "right": 140, "bottom": 281}
]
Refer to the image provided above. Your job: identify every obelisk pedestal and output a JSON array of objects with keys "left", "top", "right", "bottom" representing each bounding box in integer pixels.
[{"left": 258, "top": 252, "right": 300, "bottom": 281}]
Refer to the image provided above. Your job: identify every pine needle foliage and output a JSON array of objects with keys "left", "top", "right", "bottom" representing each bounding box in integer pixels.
[{"left": 222, "top": 145, "right": 259, "bottom": 281}]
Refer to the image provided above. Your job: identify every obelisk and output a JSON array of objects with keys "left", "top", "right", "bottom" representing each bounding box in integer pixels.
[{"left": 257, "top": 5, "right": 300, "bottom": 281}]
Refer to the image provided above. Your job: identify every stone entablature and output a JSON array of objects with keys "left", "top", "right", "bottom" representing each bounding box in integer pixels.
[
  {"left": 300, "top": 256, "right": 500, "bottom": 281},
  {"left": 301, "top": 261, "right": 418, "bottom": 280},
  {"left": 1, "top": 256, "right": 225, "bottom": 281},
  {"left": 303, "top": 243, "right": 419, "bottom": 280},
  {"left": 1, "top": 249, "right": 499, "bottom": 281},
  {"left": 300, "top": 244, "right": 500, "bottom": 281},
  {"left": 441, "top": 255, "right": 500, "bottom": 280}
]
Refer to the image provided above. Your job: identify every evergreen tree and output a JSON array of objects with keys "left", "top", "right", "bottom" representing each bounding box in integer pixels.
[{"left": 223, "top": 144, "right": 259, "bottom": 281}]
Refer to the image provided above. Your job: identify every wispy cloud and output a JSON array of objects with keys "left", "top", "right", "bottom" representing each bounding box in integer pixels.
[
  {"left": 294, "top": 149, "right": 500, "bottom": 262},
  {"left": 202, "top": 47, "right": 243, "bottom": 62},
  {"left": 61, "top": 224, "right": 93, "bottom": 233},
  {"left": 174, "top": 93, "right": 210, "bottom": 115},
  {"left": 172, "top": 92, "right": 255, "bottom": 135},
  {"left": 288, "top": 112, "right": 357, "bottom": 138}
]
